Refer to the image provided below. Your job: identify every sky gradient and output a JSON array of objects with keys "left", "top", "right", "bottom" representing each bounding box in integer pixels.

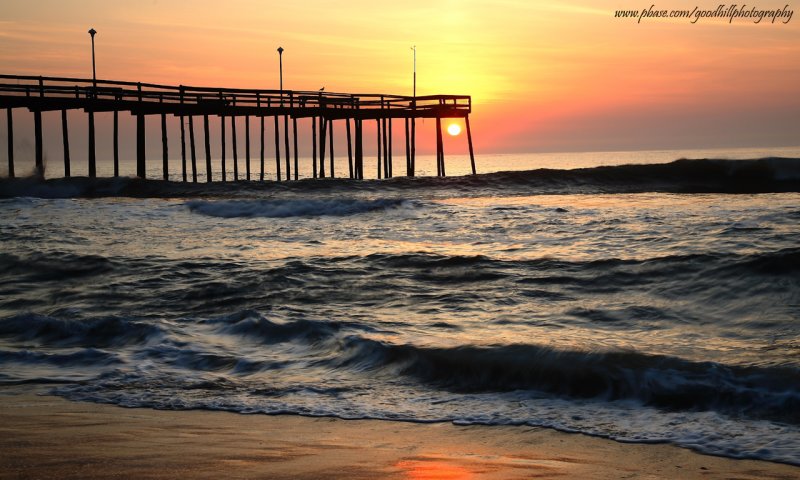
[{"left": 1, "top": 0, "right": 798, "bottom": 154}]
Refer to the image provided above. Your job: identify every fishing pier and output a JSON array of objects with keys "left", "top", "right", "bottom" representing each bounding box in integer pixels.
[{"left": 0, "top": 74, "right": 476, "bottom": 181}]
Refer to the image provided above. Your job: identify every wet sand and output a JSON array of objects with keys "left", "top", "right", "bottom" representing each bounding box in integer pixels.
[{"left": 1, "top": 389, "right": 797, "bottom": 480}]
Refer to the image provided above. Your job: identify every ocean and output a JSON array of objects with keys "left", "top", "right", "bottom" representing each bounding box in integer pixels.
[{"left": 1, "top": 147, "right": 799, "bottom": 465}]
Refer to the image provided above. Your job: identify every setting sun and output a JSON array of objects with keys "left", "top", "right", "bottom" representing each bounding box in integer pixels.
[{"left": 447, "top": 123, "right": 461, "bottom": 136}]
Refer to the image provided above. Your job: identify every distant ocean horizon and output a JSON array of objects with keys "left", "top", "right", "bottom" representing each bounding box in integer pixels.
[{"left": 3, "top": 144, "right": 800, "bottom": 181}]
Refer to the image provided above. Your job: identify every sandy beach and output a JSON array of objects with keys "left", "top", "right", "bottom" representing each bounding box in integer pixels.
[{"left": 0, "top": 388, "right": 797, "bottom": 480}]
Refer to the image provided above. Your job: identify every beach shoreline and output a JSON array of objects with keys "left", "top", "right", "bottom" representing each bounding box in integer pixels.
[{"left": 1, "top": 388, "right": 797, "bottom": 480}]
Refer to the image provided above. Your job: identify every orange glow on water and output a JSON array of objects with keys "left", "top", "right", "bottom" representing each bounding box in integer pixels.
[{"left": 396, "top": 459, "right": 474, "bottom": 480}]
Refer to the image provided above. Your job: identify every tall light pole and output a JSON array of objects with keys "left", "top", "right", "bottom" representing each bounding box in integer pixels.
[
  {"left": 277, "top": 46, "right": 284, "bottom": 106},
  {"left": 88, "top": 28, "right": 97, "bottom": 88},
  {"left": 411, "top": 45, "right": 416, "bottom": 99}
]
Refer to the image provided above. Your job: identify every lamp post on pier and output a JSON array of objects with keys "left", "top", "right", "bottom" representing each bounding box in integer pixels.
[
  {"left": 277, "top": 46, "right": 284, "bottom": 106},
  {"left": 88, "top": 28, "right": 97, "bottom": 88}
]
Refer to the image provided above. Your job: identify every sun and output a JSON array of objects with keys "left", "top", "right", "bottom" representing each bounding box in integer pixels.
[{"left": 447, "top": 123, "right": 461, "bottom": 136}]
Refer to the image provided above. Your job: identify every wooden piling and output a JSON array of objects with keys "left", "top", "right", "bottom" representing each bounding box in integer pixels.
[
  {"left": 410, "top": 118, "right": 416, "bottom": 177},
  {"left": 382, "top": 118, "right": 388, "bottom": 178},
  {"left": 259, "top": 116, "right": 264, "bottom": 181},
  {"left": 113, "top": 111, "right": 119, "bottom": 177},
  {"left": 404, "top": 117, "right": 410, "bottom": 177},
  {"left": 161, "top": 113, "right": 169, "bottom": 181},
  {"left": 319, "top": 117, "right": 326, "bottom": 178},
  {"left": 221, "top": 115, "right": 226, "bottom": 182},
  {"left": 346, "top": 118, "right": 353, "bottom": 179},
  {"left": 293, "top": 117, "right": 298, "bottom": 181},
  {"left": 232, "top": 116, "right": 238, "bottom": 181},
  {"left": 312, "top": 116, "right": 318, "bottom": 179},
  {"left": 329, "top": 119, "right": 334, "bottom": 178},
  {"left": 284, "top": 115, "right": 290, "bottom": 181},
  {"left": 61, "top": 110, "right": 70, "bottom": 177},
  {"left": 204, "top": 114, "right": 212, "bottom": 182},
  {"left": 189, "top": 115, "right": 197, "bottom": 182},
  {"left": 6, "top": 108, "right": 13, "bottom": 178},
  {"left": 180, "top": 115, "right": 187, "bottom": 182},
  {"left": 273, "top": 116, "right": 281, "bottom": 181},
  {"left": 355, "top": 119, "right": 363, "bottom": 179},
  {"left": 245, "top": 115, "right": 251, "bottom": 181},
  {"left": 136, "top": 113, "right": 146, "bottom": 179},
  {"left": 33, "top": 110, "right": 43, "bottom": 176},
  {"left": 376, "top": 119, "right": 382, "bottom": 179},
  {"left": 465, "top": 115, "right": 476, "bottom": 175},
  {"left": 435, "top": 117, "right": 442, "bottom": 177},
  {"left": 88, "top": 111, "right": 96, "bottom": 178},
  {"left": 388, "top": 118, "right": 393, "bottom": 178}
]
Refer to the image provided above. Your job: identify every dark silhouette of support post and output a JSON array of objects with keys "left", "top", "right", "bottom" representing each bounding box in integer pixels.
[
  {"left": 6, "top": 109, "right": 13, "bottom": 178},
  {"left": 231, "top": 116, "right": 238, "bottom": 180},
  {"left": 355, "top": 119, "right": 363, "bottom": 179},
  {"left": 88, "top": 111, "right": 96, "bottom": 177},
  {"left": 33, "top": 110, "right": 43, "bottom": 177},
  {"left": 284, "top": 115, "right": 290, "bottom": 181},
  {"left": 245, "top": 115, "right": 251, "bottom": 181},
  {"left": 404, "top": 117, "right": 410, "bottom": 176},
  {"left": 136, "top": 113, "right": 146, "bottom": 179},
  {"left": 259, "top": 116, "right": 264, "bottom": 181},
  {"left": 180, "top": 115, "right": 187, "bottom": 182},
  {"left": 189, "top": 115, "right": 197, "bottom": 182},
  {"left": 161, "top": 113, "right": 169, "bottom": 181},
  {"left": 346, "top": 118, "right": 353, "bottom": 179},
  {"left": 61, "top": 110, "right": 70, "bottom": 177},
  {"left": 220, "top": 115, "right": 226, "bottom": 182},
  {"left": 273, "top": 116, "right": 281, "bottom": 181},
  {"left": 388, "top": 118, "right": 393, "bottom": 178},
  {"left": 203, "top": 114, "right": 212, "bottom": 182},
  {"left": 293, "top": 117, "right": 298, "bottom": 180},
  {"left": 113, "top": 111, "right": 119, "bottom": 177},
  {"left": 465, "top": 115, "right": 476, "bottom": 175},
  {"left": 376, "top": 119, "right": 382, "bottom": 179},
  {"left": 319, "top": 117, "right": 326, "bottom": 178},
  {"left": 312, "top": 116, "right": 317, "bottom": 178},
  {"left": 328, "top": 119, "right": 335, "bottom": 178},
  {"left": 382, "top": 117, "right": 388, "bottom": 178},
  {"left": 410, "top": 118, "right": 416, "bottom": 176},
  {"left": 436, "top": 117, "right": 446, "bottom": 177}
]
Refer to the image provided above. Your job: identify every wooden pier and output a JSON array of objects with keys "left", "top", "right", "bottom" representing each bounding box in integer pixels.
[{"left": 0, "top": 74, "right": 476, "bottom": 181}]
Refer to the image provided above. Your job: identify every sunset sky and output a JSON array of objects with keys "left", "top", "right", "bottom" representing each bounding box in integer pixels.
[{"left": 1, "top": 0, "right": 798, "bottom": 155}]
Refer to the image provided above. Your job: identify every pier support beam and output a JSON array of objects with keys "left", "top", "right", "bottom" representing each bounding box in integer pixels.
[
  {"left": 382, "top": 118, "right": 388, "bottom": 178},
  {"left": 410, "top": 118, "right": 416, "bottom": 177},
  {"left": 221, "top": 115, "right": 226, "bottom": 182},
  {"left": 231, "top": 116, "right": 238, "bottom": 181},
  {"left": 273, "top": 116, "right": 281, "bottom": 181},
  {"left": 376, "top": 119, "right": 382, "bottom": 179},
  {"left": 404, "top": 118, "right": 410, "bottom": 177},
  {"left": 319, "top": 117, "right": 326, "bottom": 178},
  {"left": 6, "top": 109, "right": 13, "bottom": 178},
  {"left": 180, "top": 116, "right": 187, "bottom": 182},
  {"left": 388, "top": 118, "right": 393, "bottom": 178},
  {"left": 293, "top": 117, "right": 299, "bottom": 181},
  {"left": 284, "top": 115, "right": 290, "bottom": 181},
  {"left": 346, "top": 118, "right": 353, "bottom": 179},
  {"left": 245, "top": 116, "right": 251, "bottom": 181},
  {"left": 259, "top": 116, "right": 264, "bottom": 181},
  {"left": 329, "top": 119, "right": 335, "bottom": 178},
  {"left": 161, "top": 113, "right": 169, "bottom": 181},
  {"left": 61, "top": 110, "right": 70, "bottom": 177},
  {"left": 88, "top": 111, "right": 96, "bottom": 178},
  {"left": 113, "top": 111, "right": 119, "bottom": 177},
  {"left": 33, "top": 110, "right": 43, "bottom": 177},
  {"left": 435, "top": 117, "right": 443, "bottom": 177},
  {"left": 204, "top": 114, "right": 212, "bottom": 182},
  {"left": 189, "top": 115, "right": 197, "bottom": 182},
  {"left": 465, "top": 115, "right": 476, "bottom": 175},
  {"left": 312, "top": 117, "right": 318, "bottom": 179},
  {"left": 136, "top": 113, "right": 146, "bottom": 179}
]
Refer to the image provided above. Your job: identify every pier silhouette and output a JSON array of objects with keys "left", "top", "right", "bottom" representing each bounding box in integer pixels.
[{"left": 0, "top": 74, "right": 476, "bottom": 181}]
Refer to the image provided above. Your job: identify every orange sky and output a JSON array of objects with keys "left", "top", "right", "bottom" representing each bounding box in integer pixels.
[{"left": 1, "top": 0, "right": 798, "bottom": 154}]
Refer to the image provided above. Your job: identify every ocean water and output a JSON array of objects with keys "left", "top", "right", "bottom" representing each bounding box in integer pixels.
[{"left": 1, "top": 151, "right": 799, "bottom": 465}]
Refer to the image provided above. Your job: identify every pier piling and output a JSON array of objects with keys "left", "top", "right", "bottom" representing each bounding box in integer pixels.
[
  {"left": 6, "top": 108, "right": 13, "bottom": 178},
  {"left": 188, "top": 115, "right": 197, "bottom": 182},
  {"left": 204, "top": 114, "right": 212, "bottom": 182},
  {"left": 61, "top": 110, "right": 70, "bottom": 177}
]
